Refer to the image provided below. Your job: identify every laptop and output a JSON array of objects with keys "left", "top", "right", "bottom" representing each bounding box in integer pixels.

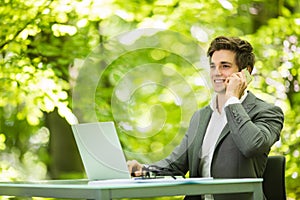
[
  {"left": 71, "top": 121, "right": 213, "bottom": 184},
  {"left": 71, "top": 121, "right": 131, "bottom": 180}
]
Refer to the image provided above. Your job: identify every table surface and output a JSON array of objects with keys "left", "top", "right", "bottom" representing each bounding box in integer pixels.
[{"left": 0, "top": 178, "right": 264, "bottom": 200}]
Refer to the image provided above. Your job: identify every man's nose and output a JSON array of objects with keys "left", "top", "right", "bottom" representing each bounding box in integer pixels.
[{"left": 214, "top": 66, "right": 222, "bottom": 75}]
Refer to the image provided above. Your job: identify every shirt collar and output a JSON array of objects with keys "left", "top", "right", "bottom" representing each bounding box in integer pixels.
[{"left": 209, "top": 91, "right": 249, "bottom": 112}]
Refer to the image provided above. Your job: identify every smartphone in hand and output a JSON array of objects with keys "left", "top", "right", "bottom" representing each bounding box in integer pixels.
[{"left": 242, "top": 69, "right": 253, "bottom": 84}]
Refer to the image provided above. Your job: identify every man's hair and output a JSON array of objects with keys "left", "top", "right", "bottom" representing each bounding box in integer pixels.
[{"left": 207, "top": 36, "right": 255, "bottom": 73}]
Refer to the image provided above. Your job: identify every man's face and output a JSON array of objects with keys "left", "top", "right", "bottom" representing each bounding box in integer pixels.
[{"left": 210, "top": 50, "right": 239, "bottom": 94}]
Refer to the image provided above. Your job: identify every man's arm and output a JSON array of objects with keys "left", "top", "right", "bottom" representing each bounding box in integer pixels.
[
  {"left": 127, "top": 109, "right": 205, "bottom": 176},
  {"left": 225, "top": 102, "right": 284, "bottom": 157},
  {"left": 127, "top": 130, "right": 190, "bottom": 177}
]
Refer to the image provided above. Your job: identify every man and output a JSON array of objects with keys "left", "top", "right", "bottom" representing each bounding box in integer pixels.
[{"left": 127, "top": 36, "right": 284, "bottom": 200}]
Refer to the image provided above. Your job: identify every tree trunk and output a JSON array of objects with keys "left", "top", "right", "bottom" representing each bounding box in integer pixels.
[{"left": 46, "top": 109, "right": 84, "bottom": 179}]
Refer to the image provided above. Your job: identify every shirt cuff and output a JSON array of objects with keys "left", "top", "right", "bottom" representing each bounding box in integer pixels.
[{"left": 224, "top": 96, "right": 240, "bottom": 107}]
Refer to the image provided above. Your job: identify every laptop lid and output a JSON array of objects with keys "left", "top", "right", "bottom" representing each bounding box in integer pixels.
[{"left": 71, "top": 122, "right": 131, "bottom": 180}]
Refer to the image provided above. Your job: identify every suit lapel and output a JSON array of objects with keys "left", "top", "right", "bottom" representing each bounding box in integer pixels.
[
  {"left": 196, "top": 106, "right": 213, "bottom": 159},
  {"left": 215, "top": 124, "right": 230, "bottom": 147},
  {"left": 198, "top": 107, "right": 213, "bottom": 143}
]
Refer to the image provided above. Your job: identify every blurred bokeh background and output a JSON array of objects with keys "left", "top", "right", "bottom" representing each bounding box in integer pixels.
[{"left": 1, "top": 0, "right": 300, "bottom": 199}]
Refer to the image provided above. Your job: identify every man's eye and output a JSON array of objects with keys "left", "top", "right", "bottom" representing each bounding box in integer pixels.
[
  {"left": 210, "top": 65, "right": 215, "bottom": 68},
  {"left": 223, "top": 65, "right": 230, "bottom": 68}
]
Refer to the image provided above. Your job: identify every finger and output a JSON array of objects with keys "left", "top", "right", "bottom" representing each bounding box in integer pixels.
[
  {"left": 127, "top": 161, "right": 133, "bottom": 174},
  {"left": 234, "top": 72, "right": 242, "bottom": 79},
  {"left": 127, "top": 160, "right": 137, "bottom": 174},
  {"left": 134, "top": 170, "right": 143, "bottom": 177},
  {"left": 231, "top": 72, "right": 246, "bottom": 83},
  {"left": 127, "top": 160, "right": 144, "bottom": 176},
  {"left": 225, "top": 76, "right": 232, "bottom": 84}
]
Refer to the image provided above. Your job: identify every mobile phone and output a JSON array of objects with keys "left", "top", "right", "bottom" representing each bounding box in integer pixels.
[{"left": 242, "top": 69, "right": 253, "bottom": 84}]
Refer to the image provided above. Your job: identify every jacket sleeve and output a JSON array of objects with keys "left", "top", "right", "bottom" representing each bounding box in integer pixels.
[{"left": 225, "top": 102, "right": 284, "bottom": 157}]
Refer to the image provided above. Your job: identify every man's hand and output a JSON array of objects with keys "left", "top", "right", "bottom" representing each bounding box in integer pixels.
[
  {"left": 225, "top": 70, "right": 248, "bottom": 100},
  {"left": 127, "top": 160, "right": 144, "bottom": 177}
]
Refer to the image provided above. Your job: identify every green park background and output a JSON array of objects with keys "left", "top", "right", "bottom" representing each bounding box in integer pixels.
[{"left": 1, "top": 0, "right": 300, "bottom": 199}]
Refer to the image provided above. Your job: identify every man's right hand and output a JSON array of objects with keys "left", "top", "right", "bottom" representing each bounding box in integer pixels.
[{"left": 126, "top": 160, "right": 144, "bottom": 177}]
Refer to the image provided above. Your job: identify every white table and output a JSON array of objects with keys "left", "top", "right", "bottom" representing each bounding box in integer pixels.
[{"left": 0, "top": 178, "right": 263, "bottom": 199}]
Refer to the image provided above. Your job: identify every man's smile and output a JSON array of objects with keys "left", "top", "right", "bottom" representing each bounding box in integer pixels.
[{"left": 214, "top": 78, "right": 226, "bottom": 83}]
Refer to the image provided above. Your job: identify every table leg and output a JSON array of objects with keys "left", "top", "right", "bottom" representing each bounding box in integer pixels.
[
  {"left": 252, "top": 183, "right": 264, "bottom": 200},
  {"left": 92, "top": 189, "right": 111, "bottom": 200}
]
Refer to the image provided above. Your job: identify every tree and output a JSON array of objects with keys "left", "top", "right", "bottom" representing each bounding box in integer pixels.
[
  {"left": 0, "top": 0, "right": 101, "bottom": 179},
  {"left": 249, "top": 15, "right": 300, "bottom": 198}
]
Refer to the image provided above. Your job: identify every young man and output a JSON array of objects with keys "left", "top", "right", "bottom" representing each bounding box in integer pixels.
[{"left": 127, "top": 36, "right": 284, "bottom": 200}]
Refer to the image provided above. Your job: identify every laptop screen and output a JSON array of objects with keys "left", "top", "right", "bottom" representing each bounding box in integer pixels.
[{"left": 71, "top": 122, "right": 131, "bottom": 180}]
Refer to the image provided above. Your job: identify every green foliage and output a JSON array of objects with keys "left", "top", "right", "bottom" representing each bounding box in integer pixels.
[
  {"left": 0, "top": 0, "right": 99, "bottom": 181},
  {"left": 1, "top": 0, "right": 300, "bottom": 199},
  {"left": 248, "top": 14, "right": 300, "bottom": 198}
]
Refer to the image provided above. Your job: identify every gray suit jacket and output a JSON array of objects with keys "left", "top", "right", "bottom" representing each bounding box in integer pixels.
[{"left": 153, "top": 91, "right": 284, "bottom": 200}]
